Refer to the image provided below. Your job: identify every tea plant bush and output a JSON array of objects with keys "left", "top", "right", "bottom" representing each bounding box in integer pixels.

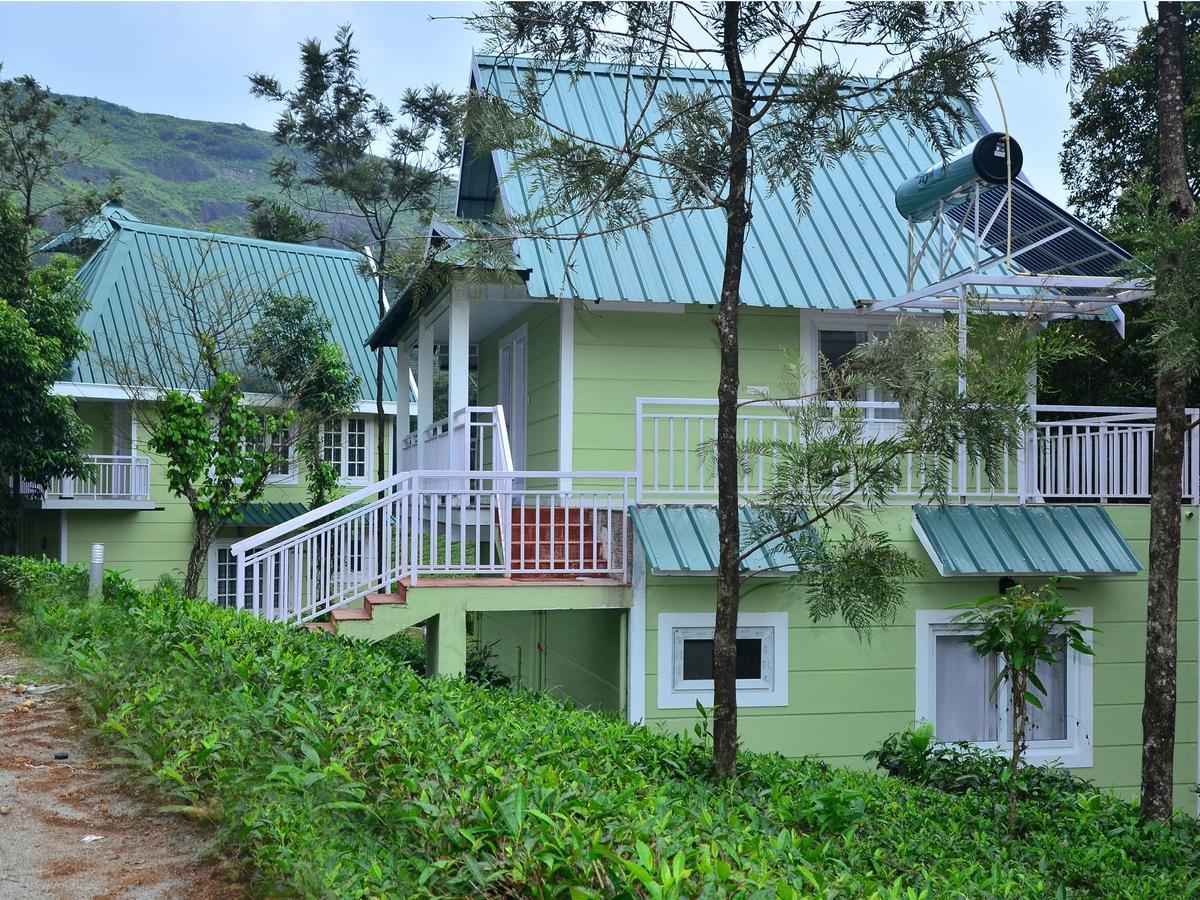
[{"left": 4, "top": 556, "right": 1200, "bottom": 897}]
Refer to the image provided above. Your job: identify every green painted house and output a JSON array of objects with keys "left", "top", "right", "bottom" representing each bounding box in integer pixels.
[
  {"left": 21, "top": 215, "right": 412, "bottom": 603},
  {"left": 66, "top": 57, "right": 1200, "bottom": 811}
]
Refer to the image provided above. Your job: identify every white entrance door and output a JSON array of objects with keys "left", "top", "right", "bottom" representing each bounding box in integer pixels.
[{"left": 498, "top": 328, "right": 528, "bottom": 470}]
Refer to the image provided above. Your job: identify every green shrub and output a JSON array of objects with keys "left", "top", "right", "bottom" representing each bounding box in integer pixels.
[
  {"left": 867, "top": 724, "right": 1095, "bottom": 812},
  {"left": 4, "top": 556, "right": 1200, "bottom": 897},
  {"left": 376, "top": 631, "right": 510, "bottom": 688}
]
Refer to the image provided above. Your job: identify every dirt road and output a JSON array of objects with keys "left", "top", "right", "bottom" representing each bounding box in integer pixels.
[{"left": 0, "top": 611, "right": 245, "bottom": 899}]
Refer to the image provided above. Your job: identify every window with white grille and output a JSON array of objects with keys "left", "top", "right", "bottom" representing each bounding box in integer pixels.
[
  {"left": 321, "top": 417, "right": 371, "bottom": 484},
  {"left": 209, "top": 541, "right": 282, "bottom": 611}
]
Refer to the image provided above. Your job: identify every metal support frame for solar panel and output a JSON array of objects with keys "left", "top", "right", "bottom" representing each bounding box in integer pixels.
[{"left": 857, "top": 178, "right": 1152, "bottom": 335}]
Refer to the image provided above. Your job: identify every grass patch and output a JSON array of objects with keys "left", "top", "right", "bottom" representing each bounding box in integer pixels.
[{"left": 3, "top": 556, "right": 1199, "bottom": 897}]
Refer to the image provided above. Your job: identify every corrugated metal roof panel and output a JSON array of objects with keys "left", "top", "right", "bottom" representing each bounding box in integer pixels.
[
  {"left": 237, "top": 502, "right": 309, "bottom": 528},
  {"left": 912, "top": 504, "right": 1141, "bottom": 577},
  {"left": 68, "top": 219, "right": 406, "bottom": 404},
  {"left": 628, "top": 504, "right": 808, "bottom": 575},
  {"left": 470, "top": 55, "right": 992, "bottom": 309}
]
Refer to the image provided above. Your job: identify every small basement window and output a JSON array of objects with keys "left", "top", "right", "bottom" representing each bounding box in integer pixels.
[
  {"left": 915, "top": 608, "right": 1093, "bottom": 768},
  {"left": 657, "top": 612, "right": 788, "bottom": 709}
]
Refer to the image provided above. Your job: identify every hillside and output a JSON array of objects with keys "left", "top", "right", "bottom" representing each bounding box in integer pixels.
[{"left": 45, "top": 94, "right": 288, "bottom": 236}]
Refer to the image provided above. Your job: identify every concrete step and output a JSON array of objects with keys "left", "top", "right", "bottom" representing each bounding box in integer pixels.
[{"left": 304, "top": 621, "right": 335, "bottom": 635}]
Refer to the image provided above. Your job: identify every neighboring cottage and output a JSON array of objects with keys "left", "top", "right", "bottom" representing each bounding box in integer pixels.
[{"left": 22, "top": 214, "right": 413, "bottom": 602}]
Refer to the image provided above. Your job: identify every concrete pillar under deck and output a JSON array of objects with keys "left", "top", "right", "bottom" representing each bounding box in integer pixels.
[{"left": 424, "top": 611, "right": 467, "bottom": 678}]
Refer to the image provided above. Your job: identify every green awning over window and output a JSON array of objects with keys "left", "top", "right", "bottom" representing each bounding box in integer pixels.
[
  {"left": 912, "top": 504, "right": 1141, "bottom": 577},
  {"left": 628, "top": 504, "right": 809, "bottom": 576},
  {"left": 236, "top": 503, "right": 308, "bottom": 529}
]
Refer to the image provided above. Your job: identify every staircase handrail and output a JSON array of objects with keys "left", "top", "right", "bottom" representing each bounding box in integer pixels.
[{"left": 231, "top": 470, "right": 414, "bottom": 557}]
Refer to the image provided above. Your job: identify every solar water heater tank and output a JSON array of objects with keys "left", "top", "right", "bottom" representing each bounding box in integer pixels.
[{"left": 894, "top": 132, "right": 1023, "bottom": 222}]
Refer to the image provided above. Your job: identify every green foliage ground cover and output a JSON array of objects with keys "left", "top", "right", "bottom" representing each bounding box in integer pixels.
[{"left": 3, "top": 556, "right": 1199, "bottom": 898}]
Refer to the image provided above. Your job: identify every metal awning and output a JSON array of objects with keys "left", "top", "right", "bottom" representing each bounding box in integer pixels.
[
  {"left": 912, "top": 504, "right": 1141, "bottom": 577},
  {"left": 628, "top": 504, "right": 809, "bottom": 576},
  {"left": 237, "top": 502, "right": 309, "bottom": 528}
]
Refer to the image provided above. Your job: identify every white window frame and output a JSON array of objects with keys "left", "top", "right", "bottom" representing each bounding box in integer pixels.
[
  {"left": 915, "top": 607, "right": 1094, "bottom": 768},
  {"left": 321, "top": 416, "right": 372, "bottom": 486},
  {"left": 812, "top": 323, "right": 896, "bottom": 419},
  {"left": 263, "top": 421, "right": 299, "bottom": 485},
  {"left": 207, "top": 539, "right": 237, "bottom": 607},
  {"left": 657, "top": 612, "right": 788, "bottom": 710}
]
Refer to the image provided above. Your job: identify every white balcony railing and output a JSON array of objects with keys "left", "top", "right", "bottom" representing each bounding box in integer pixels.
[
  {"left": 1034, "top": 406, "right": 1200, "bottom": 503},
  {"left": 635, "top": 398, "right": 1200, "bottom": 505},
  {"left": 21, "top": 454, "right": 152, "bottom": 504},
  {"left": 399, "top": 405, "right": 512, "bottom": 479}
]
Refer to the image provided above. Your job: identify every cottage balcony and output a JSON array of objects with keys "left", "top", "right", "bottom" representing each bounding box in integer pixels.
[
  {"left": 634, "top": 398, "right": 1200, "bottom": 505},
  {"left": 20, "top": 454, "right": 154, "bottom": 510}
]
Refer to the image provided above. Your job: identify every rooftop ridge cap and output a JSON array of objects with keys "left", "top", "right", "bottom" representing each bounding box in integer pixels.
[{"left": 110, "top": 218, "right": 369, "bottom": 260}]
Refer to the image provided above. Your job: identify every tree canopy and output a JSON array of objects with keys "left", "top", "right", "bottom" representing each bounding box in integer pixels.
[{"left": 0, "top": 198, "right": 91, "bottom": 546}]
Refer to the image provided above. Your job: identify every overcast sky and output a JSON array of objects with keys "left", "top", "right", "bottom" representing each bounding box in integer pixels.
[{"left": 0, "top": 1, "right": 1149, "bottom": 208}]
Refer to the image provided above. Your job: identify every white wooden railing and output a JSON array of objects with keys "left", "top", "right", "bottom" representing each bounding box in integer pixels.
[
  {"left": 635, "top": 397, "right": 1023, "bottom": 502},
  {"left": 21, "top": 454, "right": 152, "bottom": 502},
  {"left": 399, "top": 405, "right": 512, "bottom": 476},
  {"left": 1034, "top": 406, "right": 1200, "bottom": 502},
  {"left": 635, "top": 398, "right": 1200, "bottom": 504},
  {"left": 229, "top": 469, "right": 634, "bottom": 625}
]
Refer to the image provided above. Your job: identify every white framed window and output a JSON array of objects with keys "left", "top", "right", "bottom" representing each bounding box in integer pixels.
[
  {"left": 321, "top": 417, "right": 370, "bottom": 484},
  {"left": 208, "top": 540, "right": 238, "bottom": 608},
  {"left": 208, "top": 539, "right": 280, "bottom": 611},
  {"left": 657, "top": 612, "right": 788, "bottom": 710},
  {"left": 915, "top": 608, "right": 1094, "bottom": 768},
  {"left": 814, "top": 326, "right": 896, "bottom": 419},
  {"left": 263, "top": 421, "right": 297, "bottom": 484}
]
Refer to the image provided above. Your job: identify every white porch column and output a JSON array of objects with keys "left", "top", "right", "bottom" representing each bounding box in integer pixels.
[
  {"left": 397, "top": 340, "right": 414, "bottom": 473},
  {"left": 957, "top": 286, "right": 968, "bottom": 502},
  {"left": 416, "top": 315, "right": 434, "bottom": 469},
  {"left": 448, "top": 290, "right": 470, "bottom": 420},
  {"left": 558, "top": 300, "right": 575, "bottom": 490}
]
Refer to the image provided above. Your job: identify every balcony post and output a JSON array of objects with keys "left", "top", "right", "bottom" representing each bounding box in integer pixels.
[
  {"left": 957, "top": 286, "right": 967, "bottom": 502},
  {"left": 416, "top": 314, "right": 434, "bottom": 469},
  {"left": 398, "top": 339, "right": 415, "bottom": 474},
  {"left": 448, "top": 289, "right": 470, "bottom": 473}
]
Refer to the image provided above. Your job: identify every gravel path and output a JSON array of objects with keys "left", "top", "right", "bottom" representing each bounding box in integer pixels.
[{"left": 0, "top": 608, "right": 245, "bottom": 899}]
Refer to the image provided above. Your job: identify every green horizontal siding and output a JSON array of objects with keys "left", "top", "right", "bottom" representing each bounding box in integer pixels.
[{"left": 641, "top": 504, "right": 1199, "bottom": 807}]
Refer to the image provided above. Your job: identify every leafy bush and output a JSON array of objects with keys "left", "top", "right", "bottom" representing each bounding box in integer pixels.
[
  {"left": 867, "top": 724, "right": 1095, "bottom": 812},
  {"left": 377, "top": 631, "right": 511, "bottom": 688},
  {"left": 5, "top": 556, "right": 1200, "bottom": 897}
]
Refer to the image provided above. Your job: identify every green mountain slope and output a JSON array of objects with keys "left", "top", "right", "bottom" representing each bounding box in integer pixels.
[{"left": 47, "top": 94, "right": 284, "bottom": 235}]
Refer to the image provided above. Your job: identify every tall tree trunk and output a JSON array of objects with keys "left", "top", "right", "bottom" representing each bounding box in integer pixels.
[
  {"left": 713, "top": 0, "right": 752, "bottom": 779},
  {"left": 1140, "top": 1, "right": 1195, "bottom": 822},
  {"left": 185, "top": 516, "right": 217, "bottom": 599}
]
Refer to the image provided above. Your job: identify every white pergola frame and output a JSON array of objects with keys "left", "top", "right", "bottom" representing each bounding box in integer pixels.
[{"left": 857, "top": 180, "right": 1153, "bottom": 335}]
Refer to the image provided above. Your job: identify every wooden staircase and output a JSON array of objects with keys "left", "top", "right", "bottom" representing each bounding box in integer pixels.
[{"left": 506, "top": 505, "right": 609, "bottom": 576}]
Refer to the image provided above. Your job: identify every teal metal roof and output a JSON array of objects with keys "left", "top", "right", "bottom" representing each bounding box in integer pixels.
[
  {"left": 40, "top": 202, "right": 143, "bottom": 252},
  {"left": 629, "top": 504, "right": 809, "bottom": 576},
  {"left": 912, "top": 504, "right": 1141, "bottom": 578},
  {"left": 69, "top": 219, "right": 407, "bottom": 404},
  {"left": 466, "top": 55, "right": 992, "bottom": 309},
  {"left": 237, "top": 502, "right": 309, "bottom": 528}
]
